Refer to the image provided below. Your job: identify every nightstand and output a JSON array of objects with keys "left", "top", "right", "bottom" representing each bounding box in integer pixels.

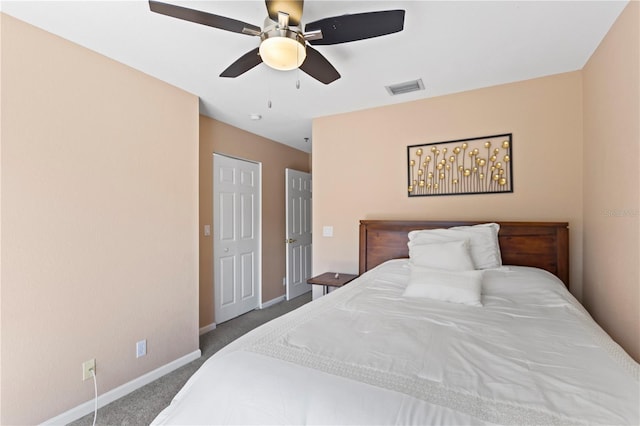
[{"left": 307, "top": 272, "right": 358, "bottom": 295}]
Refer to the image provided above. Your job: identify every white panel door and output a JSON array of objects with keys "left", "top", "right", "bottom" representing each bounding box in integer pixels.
[
  {"left": 285, "top": 169, "right": 312, "bottom": 300},
  {"left": 214, "top": 154, "right": 261, "bottom": 324}
]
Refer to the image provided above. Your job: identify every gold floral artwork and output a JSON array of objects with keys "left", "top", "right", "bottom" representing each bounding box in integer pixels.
[{"left": 407, "top": 134, "right": 513, "bottom": 197}]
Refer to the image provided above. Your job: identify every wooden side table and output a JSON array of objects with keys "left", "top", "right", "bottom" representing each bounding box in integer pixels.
[{"left": 307, "top": 272, "right": 358, "bottom": 295}]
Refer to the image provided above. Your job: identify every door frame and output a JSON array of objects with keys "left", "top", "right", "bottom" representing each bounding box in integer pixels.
[{"left": 212, "top": 153, "right": 262, "bottom": 324}]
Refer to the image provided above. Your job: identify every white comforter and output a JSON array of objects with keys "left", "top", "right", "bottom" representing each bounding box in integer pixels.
[{"left": 152, "top": 260, "right": 639, "bottom": 425}]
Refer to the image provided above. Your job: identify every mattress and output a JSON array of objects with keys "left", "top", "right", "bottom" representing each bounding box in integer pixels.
[{"left": 152, "top": 260, "right": 639, "bottom": 425}]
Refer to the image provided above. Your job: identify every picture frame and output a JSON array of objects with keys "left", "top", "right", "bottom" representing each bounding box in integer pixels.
[{"left": 407, "top": 133, "right": 513, "bottom": 197}]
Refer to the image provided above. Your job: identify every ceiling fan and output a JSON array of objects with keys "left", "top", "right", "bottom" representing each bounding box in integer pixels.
[{"left": 149, "top": 0, "right": 405, "bottom": 84}]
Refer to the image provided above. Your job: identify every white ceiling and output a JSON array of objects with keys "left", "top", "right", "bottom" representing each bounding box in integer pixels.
[{"left": 1, "top": 0, "right": 628, "bottom": 153}]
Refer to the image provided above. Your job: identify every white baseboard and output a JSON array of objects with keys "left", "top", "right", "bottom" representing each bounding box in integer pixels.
[
  {"left": 199, "top": 322, "right": 217, "bottom": 335},
  {"left": 200, "top": 296, "right": 283, "bottom": 337},
  {"left": 260, "top": 294, "right": 285, "bottom": 309},
  {"left": 41, "top": 349, "right": 201, "bottom": 426},
  {"left": 200, "top": 294, "right": 285, "bottom": 335}
]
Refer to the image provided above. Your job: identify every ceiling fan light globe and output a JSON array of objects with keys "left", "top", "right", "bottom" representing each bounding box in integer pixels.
[{"left": 259, "top": 32, "right": 306, "bottom": 71}]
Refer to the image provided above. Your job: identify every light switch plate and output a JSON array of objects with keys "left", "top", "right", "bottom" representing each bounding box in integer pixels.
[{"left": 322, "top": 226, "right": 333, "bottom": 237}]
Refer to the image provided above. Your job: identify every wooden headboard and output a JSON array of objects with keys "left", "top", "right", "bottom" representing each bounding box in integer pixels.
[{"left": 359, "top": 220, "right": 569, "bottom": 288}]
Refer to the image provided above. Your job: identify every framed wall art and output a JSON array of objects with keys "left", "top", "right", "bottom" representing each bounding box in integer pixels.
[{"left": 407, "top": 133, "right": 513, "bottom": 197}]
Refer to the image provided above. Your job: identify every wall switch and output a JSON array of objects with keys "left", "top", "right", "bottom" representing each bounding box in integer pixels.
[
  {"left": 136, "top": 339, "right": 147, "bottom": 358},
  {"left": 82, "top": 359, "right": 96, "bottom": 381},
  {"left": 322, "top": 226, "right": 333, "bottom": 237},
  {"left": 283, "top": 277, "right": 286, "bottom": 287},
  {"left": 204, "top": 225, "right": 211, "bottom": 236}
]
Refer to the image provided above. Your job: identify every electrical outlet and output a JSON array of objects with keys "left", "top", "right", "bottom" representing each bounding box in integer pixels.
[
  {"left": 136, "top": 339, "right": 147, "bottom": 358},
  {"left": 82, "top": 359, "right": 96, "bottom": 381},
  {"left": 282, "top": 277, "right": 286, "bottom": 287}
]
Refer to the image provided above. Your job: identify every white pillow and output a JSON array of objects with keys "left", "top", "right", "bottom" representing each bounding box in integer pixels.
[
  {"left": 408, "top": 223, "right": 502, "bottom": 269},
  {"left": 403, "top": 265, "right": 484, "bottom": 306},
  {"left": 409, "top": 239, "right": 475, "bottom": 271}
]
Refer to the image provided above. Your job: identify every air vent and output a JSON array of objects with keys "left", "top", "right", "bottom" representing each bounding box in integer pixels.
[{"left": 385, "top": 78, "right": 425, "bottom": 96}]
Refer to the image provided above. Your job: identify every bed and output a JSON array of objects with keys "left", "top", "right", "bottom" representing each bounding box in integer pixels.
[{"left": 152, "top": 220, "right": 639, "bottom": 425}]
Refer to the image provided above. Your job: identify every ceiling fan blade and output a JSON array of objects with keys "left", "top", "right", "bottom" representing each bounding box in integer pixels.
[
  {"left": 299, "top": 46, "right": 340, "bottom": 85},
  {"left": 305, "top": 10, "right": 405, "bottom": 45},
  {"left": 220, "top": 47, "right": 263, "bottom": 78},
  {"left": 149, "top": 1, "right": 261, "bottom": 35},
  {"left": 265, "top": 0, "right": 304, "bottom": 27}
]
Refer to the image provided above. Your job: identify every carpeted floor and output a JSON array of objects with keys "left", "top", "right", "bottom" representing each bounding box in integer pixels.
[{"left": 69, "top": 292, "right": 312, "bottom": 426}]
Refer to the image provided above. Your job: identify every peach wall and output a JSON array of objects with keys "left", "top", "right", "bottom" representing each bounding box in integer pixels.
[
  {"left": 312, "top": 72, "right": 584, "bottom": 300},
  {"left": 199, "top": 116, "right": 310, "bottom": 328},
  {"left": 582, "top": 2, "right": 639, "bottom": 362},
  {"left": 0, "top": 12, "right": 4, "bottom": 423},
  {"left": 0, "top": 15, "right": 199, "bottom": 424}
]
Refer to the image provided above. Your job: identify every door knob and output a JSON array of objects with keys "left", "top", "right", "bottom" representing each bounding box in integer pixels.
[{"left": 286, "top": 238, "right": 297, "bottom": 243}]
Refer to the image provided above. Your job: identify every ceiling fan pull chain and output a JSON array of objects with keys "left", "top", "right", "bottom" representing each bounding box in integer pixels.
[
  {"left": 295, "top": 45, "right": 301, "bottom": 89},
  {"left": 267, "top": 73, "right": 273, "bottom": 108}
]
